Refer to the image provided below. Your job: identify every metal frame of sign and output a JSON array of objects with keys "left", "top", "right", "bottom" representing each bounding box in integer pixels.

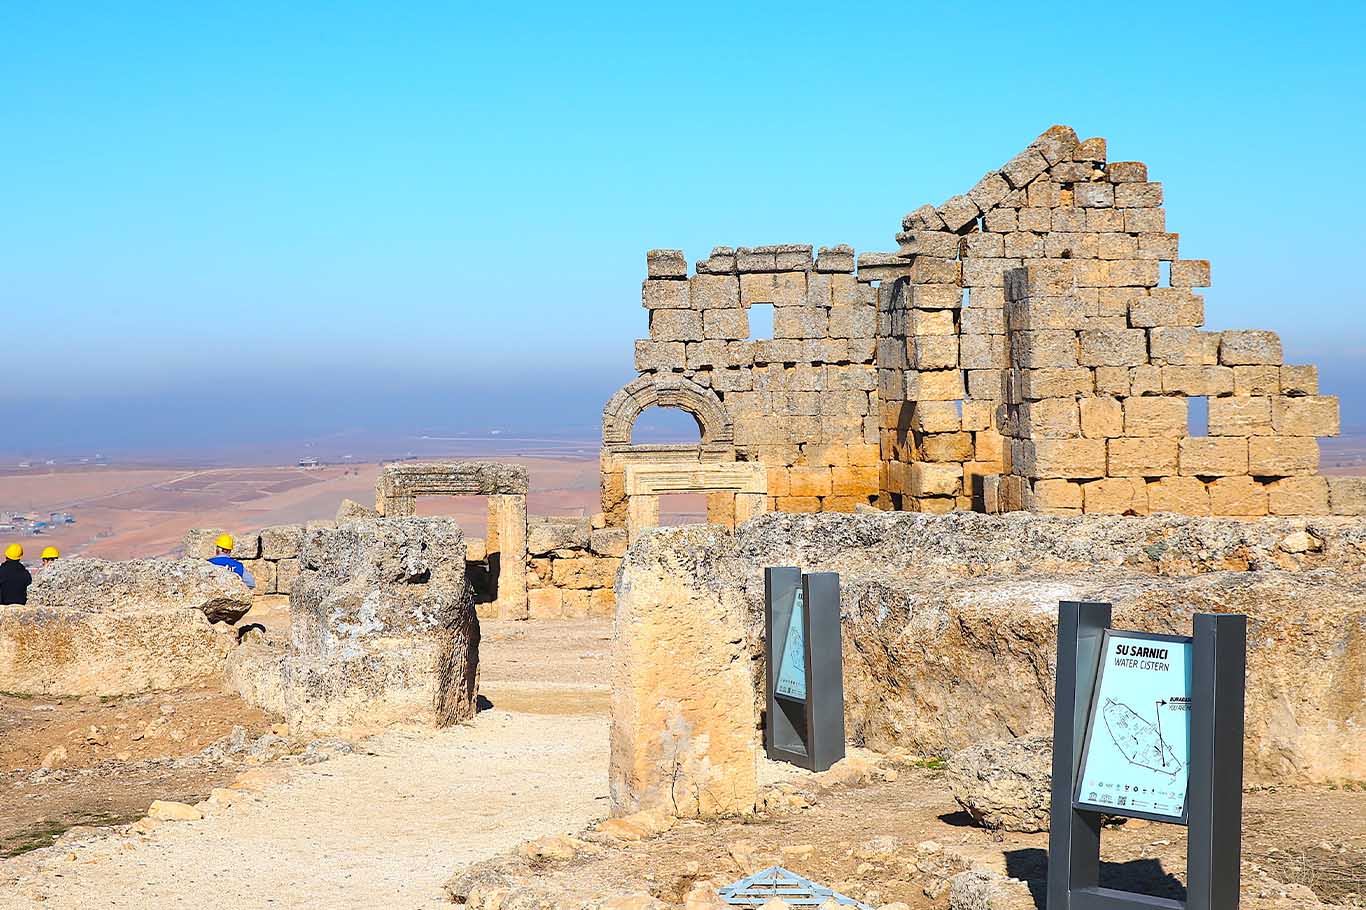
[
  {"left": 1048, "top": 602, "right": 1247, "bottom": 910},
  {"left": 1073, "top": 628, "right": 1194, "bottom": 825},
  {"left": 763, "top": 567, "right": 845, "bottom": 772}
]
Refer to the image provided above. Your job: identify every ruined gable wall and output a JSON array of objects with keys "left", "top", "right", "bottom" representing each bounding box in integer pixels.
[
  {"left": 617, "top": 244, "right": 882, "bottom": 516},
  {"left": 885, "top": 125, "right": 1345, "bottom": 516}
]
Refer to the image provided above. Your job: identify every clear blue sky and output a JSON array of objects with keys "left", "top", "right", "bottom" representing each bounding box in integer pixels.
[{"left": 3, "top": 1, "right": 1364, "bottom": 455}]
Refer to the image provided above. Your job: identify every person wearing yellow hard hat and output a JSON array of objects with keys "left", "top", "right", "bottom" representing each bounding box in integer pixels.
[
  {"left": 41, "top": 546, "right": 60, "bottom": 566},
  {"left": 207, "top": 533, "right": 256, "bottom": 589},
  {"left": 1, "top": 544, "right": 32, "bottom": 605}
]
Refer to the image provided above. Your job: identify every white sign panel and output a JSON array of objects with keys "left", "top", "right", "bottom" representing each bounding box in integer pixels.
[{"left": 1075, "top": 630, "right": 1193, "bottom": 822}]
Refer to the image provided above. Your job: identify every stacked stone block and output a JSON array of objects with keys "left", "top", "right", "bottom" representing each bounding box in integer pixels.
[
  {"left": 183, "top": 524, "right": 306, "bottom": 595},
  {"left": 629, "top": 243, "right": 882, "bottom": 514},
  {"left": 523, "top": 516, "right": 625, "bottom": 619}
]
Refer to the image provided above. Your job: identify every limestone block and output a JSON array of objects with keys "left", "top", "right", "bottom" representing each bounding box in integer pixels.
[
  {"left": 832, "top": 464, "right": 879, "bottom": 496},
  {"left": 696, "top": 247, "right": 736, "bottom": 274},
  {"left": 911, "top": 462, "right": 962, "bottom": 497},
  {"left": 985, "top": 208, "right": 1017, "bottom": 232},
  {"left": 1248, "top": 437, "right": 1319, "bottom": 476},
  {"left": 1017, "top": 207, "right": 1050, "bottom": 231},
  {"left": 921, "top": 432, "right": 975, "bottom": 463},
  {"left": 1271, "top": 396, "right": 1339, "bottom": 437},
  {"left": 1030, "top": 479, "right": 1082, "bottom": 511},
  {"left": 1329, "top": 477, "right": 1366, "bottom": 515},
  {"left": 1018, "top": 368, "right": 1092, "bottom": 399},
  {"left": 1232, "top": 365, "right": 1282, "bottom": 396},
  {"left": 773, "top": 306, "right": 826, "bottom": 339},
  {"left": 528, "top": 588, "right": 564, "bottom": 619},
  {"left": 918, "top": 370, "right": 966, "bottom": 401},
  {"left": 275, "top": 557, "right": 300, "bottom": 595},
  {"left": 589, "top": 588, "right": 615, "bottom": 617},
  {"left": 1093, "top": 366, "right": 1131, "bottom": 396},
  {"left": 1074, "top": 182, "right": 1114, "bottom": 208},
  {"left": 1107, "top": 161, "right": 1148, "bottom": 182},
  {"left": 1079, "top": 397, "right": 1123, "bottom": 438},
  {"left": 1120, "top": 207, "right": 1163, "bottom": 232},
  {"left": 776, "top": 496, "right": 821, "bottom": 512},
  {"left": 910, "top": 308, "right": 956, "bottom": 335},
  {"left": 528, "top": 557, "right": 552, "bottom": 586},
  {"left": 1280, "top": 365, "right": 1318, "bottom": 396},
  {"left": 711, "top": 368, "right": 753, "bottom": 392},
  {"left": 242, "top": 559, "right": 277, "bottom": 595},
  {"left": 646, "top": 249, "right": 687, "bottom": 278},
  {"left": 650, "top": 309, "right": 703, "bottom": 342},
  {"left": 787, "top": 467, "right": 832, "bottom": 499},
  {"left": 1097, "top": 232, "right": 1137, "bottom": 259},
  {"left": 1081, "top": 477, "right": 1148, "bottom": 515},
  {"left": 287, "top": 518, "right": 476, "bottom": 734},
  {"left": 912, "top": 257, "right": 964, "bottom": 285},
  {"left": 1001, "top": 147, "right": 1048, "bottom": 188},
  {"left": 634, "top": 340, "right": 686, "bottom": 372},
  {"left": 1114, "top": 182, "right": 1163, "bottom": 207},
  {"left": 1086, "top": 208, "right": 1126, "bottom": 232},
  {"left": 1026, "top": 179, "right": 1062, "bottom": 208},
  {"left": 230, "top": 533, "right": 261, "bottom": 560},
  {"left": 260, "top": 524, "right": 305, "bottom": 561},
  {"left": 962, "top": 257, "right": 1022, "bottom": 288},
  {"left": 1170, "top": 259, "right": 1211, "bottom": 288},
  {"left": 558, "top": 589, "right": 593, "bottom": 619},
  {"left": 1078, "top": 329, "right": 1147, "bottom": 367},
  {"left": 902, "top": 203, "right": 945, "bottom": 230},
  {"left": 910, "top": 335, "right": 959, "bottom": 370},
  {"left": 1015, "top": 439, "right": 1107, "bottom": 479},
  {"left": 815, "top": 244, "right": 855, "bottom": 272},
  {"left": 914, "top": 401, "right": 962, "bottom": 434},
  {"left": 960, "top": 333, "right": 1006, "bottom": 370},
  {"left": 910, "top": 284, "right": 963, "bottom": 310},
  {"left": 1042, "top": 230, "right": 1099, "bottom": 262},
  {"left": 936, "top": 194, "right": 980, "bottom": 231},
  {"left": 1147, "top": 476, "right": 1211, "bottom": 515},
  {"left": 1207, "top": 476, "right": 1268, "bottom": 517},
  {"left": 1267, "top": 477, "right": 1330, "bottom": 515},
  {"left": 1021, "top": 398, "right": 1080, "bottom": 437},
  {"left": 1011, "top": 330, "right": 1077, "bottom": 369},
  {"left": 1003, "top": 231, "right": 1042, "bottom": 259},
  {"left": 643, "top": 279, "right": 692, "bottom": 310},
  {"left": 528, "top": 518, "right": 591, "bottom": 556},
  {"left": 1130, "top": 289, "right": 1204, "bottom": 327},
  {"left": 1122, "top": 397, "right": 1187, "bottom": 437},
  {"left": 827, "top": 305, "right": 875, "bottom": 338},
  {"left": 1071, "top": 136, "right": 1106, "bottom": 162},
  {"left": 736, "top": 247, "right": 776, "bottom": 273},
  {"left": 1219, "top": 330, "right": 1282, "bottom": 366},
  {"left": 1033, "top": 124, "right": 1081, "bottom": 164},
  {"left": 700, "top": 307, "right": 748, "bottom": 341},
  {"left": 1178, "top": 437, "right": 1248, "bottom": 477},
  {"left": 182, "top": 527, "right": 227, "bottom": 559},
  {"left": 1208, "top": 396, "right": 1273, "bottom": 436},
  {"left": 967, "top": 369, "right": 1007, "bottom": 400},
  {"left": 1108, "top": 437, "right": 1179, "bottom": 476},
  {"left": 1161, "top": 365, "right": 1234, "bottom": 397},
  {"left": 590, "top": 528, "right": 629, "bottom": 559},
  {"left": 968, "top": 171, "right": 1011, "bottom": 211},
  {"left": 552, "top": 556, "right": 619, "bottom": 590},
  {"left": 893, "top": 229, "right": 955, "bottom": 258},
  {"left": 960, "top": 232, "right": 1005, "bottom": 258}
]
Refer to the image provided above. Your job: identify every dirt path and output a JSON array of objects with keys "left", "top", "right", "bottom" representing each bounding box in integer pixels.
[{"left": 0, "top": 709, "right": 609, "bottom": 909}]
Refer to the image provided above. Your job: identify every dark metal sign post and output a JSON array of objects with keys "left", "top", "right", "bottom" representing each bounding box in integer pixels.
[
  {"left": 1048, "top": 601, "right": 1247, "bottom": 910},
  {"left": 764, "top": 567, "right": 845, "bottom": 772}
]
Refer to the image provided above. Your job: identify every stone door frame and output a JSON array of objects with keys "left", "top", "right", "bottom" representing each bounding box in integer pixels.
[
  {"left": 375, "top": 461, "right": 529, "bottom": 619},
  {"left": 623, "top": 461, "right": 768, "bottom": 541}
]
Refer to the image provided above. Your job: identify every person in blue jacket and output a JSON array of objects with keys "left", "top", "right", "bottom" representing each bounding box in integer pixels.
[{"left": 207, "top": 534, "right": 256, "bottom": 589}]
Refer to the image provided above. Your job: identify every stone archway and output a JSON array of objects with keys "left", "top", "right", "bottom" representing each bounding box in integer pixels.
[{"left": 601, "top": 376, "right": 734, "bottom": 447}]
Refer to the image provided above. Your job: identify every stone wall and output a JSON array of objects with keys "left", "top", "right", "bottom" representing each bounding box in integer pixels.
[
  {"left": 610, "top": 125, "right": 1359, "bottom": 519},
  {"left": 614, "top": 512, "right": 1366, "bottom": 790},
  {"left": 524, "top": 517, "right": 625, "bottom": 619},
  {"left": 183, "top": 525, "right": 308, "bottom": 595}
]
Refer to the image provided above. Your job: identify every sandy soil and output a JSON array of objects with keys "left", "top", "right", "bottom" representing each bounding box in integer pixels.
[{"left": 0, "top": 620, "right": 614, "bottom": 909}]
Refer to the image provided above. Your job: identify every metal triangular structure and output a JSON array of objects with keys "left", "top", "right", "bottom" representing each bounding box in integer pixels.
[{"left": 716, "top": 865, "right": 873, "bottom": 908}]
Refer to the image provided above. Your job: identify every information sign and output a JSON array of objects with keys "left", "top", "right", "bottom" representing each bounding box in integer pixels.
[
  {"left": 774, "top": 587, "right": 807, "bottom": 701},
  {"left": 1075, "top": 630, "right": 1193, "bottom": 822}
]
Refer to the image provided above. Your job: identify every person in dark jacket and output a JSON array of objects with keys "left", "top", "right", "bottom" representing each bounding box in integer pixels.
[{"left": 0, "top": 544, "right": 32, "bottom": 605}]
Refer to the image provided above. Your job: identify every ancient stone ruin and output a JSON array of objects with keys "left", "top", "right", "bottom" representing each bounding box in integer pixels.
[{"left": 602, "top": 124, "right": 1360, "bottom": 521}]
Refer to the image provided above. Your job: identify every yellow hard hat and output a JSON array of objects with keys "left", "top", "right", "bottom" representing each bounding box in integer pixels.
[
  {"left": 4, "top": 544, "right": 22, "bottom": 560},
  {"left": 41, "top": 547, "right": 60, "bottom": 560},
  {"left": 215, "top": 533, "right": 235, "bottom": 551}
]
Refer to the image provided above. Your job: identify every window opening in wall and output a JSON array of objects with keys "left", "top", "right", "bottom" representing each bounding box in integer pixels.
[
  {"left": 631, "top": 405, "right": 703, "bottom": 445},
  {"left": 1188, "top": 396, "right": 1209, "bottom": 436},
  {"left": 1159, "top": 260, "right": 1172, "bottom": 287},
  {"left": 748, "top": 302, "right": 775, "bottom": 340}
]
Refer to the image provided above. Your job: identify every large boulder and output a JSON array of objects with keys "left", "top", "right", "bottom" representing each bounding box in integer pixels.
[
  {"left": 946, "top": 737, "right": 1052, "bottom": 833},
  {"left": 284, "top": 517, "right": 477, "bottom": 735},
  {"left": 616, "top": 512, "right": 1366, "bottom": 786},
  {"left": 1, "top": 558, "right": 248, "bottom": 695}
]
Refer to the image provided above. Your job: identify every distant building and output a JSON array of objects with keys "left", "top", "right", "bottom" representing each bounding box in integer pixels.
[{"left": 298, "top": 457, "right": 320, "bottom": 468}]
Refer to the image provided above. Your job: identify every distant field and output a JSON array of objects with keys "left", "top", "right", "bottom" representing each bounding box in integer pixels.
[{"left": 0, "top": 455, "right": 604, "bottom": 560}]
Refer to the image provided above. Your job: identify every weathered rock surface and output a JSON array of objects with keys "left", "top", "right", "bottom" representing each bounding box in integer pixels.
[
  {"left": 335, "top": 498, "right": 379, "bottom": 521},
  {"left": 947, "top": 870, "right": 1037, "bottom": 910},
  {"left": 947, "top": 737, "right": 1052, "bottom": 833},
  {"left": 617, "top": 512, "right": 1366, "bottom": 786},
  {"left": 611, "top": 525, "right": 759, "bottom": 819},
  {"left": 0, "top": 558, "right": 248, "bottom": 696},
  {"left": 284, "top": 517, "right": 478, "bottom": 735}
]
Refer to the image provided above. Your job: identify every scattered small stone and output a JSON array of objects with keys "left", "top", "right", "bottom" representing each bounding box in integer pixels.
[
  {"left": 40, "top": 747, "right": 67, "bottom": 770},
  {"left": 147, "top": 800, "right": 202, "bottom": 822}
]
